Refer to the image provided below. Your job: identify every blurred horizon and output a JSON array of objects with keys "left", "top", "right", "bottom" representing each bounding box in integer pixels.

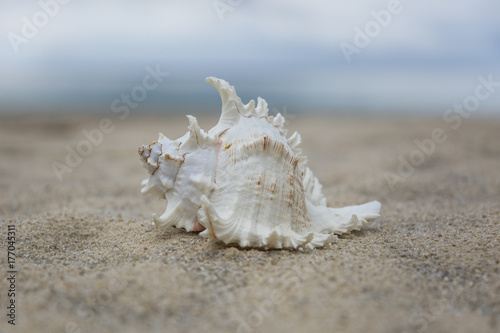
[{"left": 1, "top": 0, "right": 499, "bottom": 116}]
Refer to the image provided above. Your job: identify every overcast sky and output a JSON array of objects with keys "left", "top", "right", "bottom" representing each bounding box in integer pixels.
[{"left": 1, "top": 0, "right": 499, "bottom": 114}]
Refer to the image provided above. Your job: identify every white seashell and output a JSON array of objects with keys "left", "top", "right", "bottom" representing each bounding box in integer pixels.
[{"left": 139, "top": 77, "right": 381, "bottom": 249}]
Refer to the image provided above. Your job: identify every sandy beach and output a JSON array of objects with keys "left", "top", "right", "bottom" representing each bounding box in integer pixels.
[{"left": 0, "top": 113, "right": 499, "bottom": 333}]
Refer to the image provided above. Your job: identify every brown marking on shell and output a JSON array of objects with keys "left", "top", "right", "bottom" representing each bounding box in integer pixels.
[
  {"left": 150, "top": 142, "right": 163, "bottom": 174},
  {"left": 164, "top": 153, "right": 181, "bottom": 162},
  {"left": 288, "top": 188, "right": 295, "bottom": 205},
  {"left": 263, "top": 135, "right": 270, "bottom": 150},
  {"left": 218, "top": 128, "right": 230, "bottom": 138},
  {"left": 238, "top": 134, "right": 298, "bottom": 165},
  {"left": 138, "top": 145, "right": 152, "bottom": 161}
]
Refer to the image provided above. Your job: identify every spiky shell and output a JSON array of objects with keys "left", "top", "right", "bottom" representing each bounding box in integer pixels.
[{"left": 139, "top": 77, "right": 381, "bottom": 249}]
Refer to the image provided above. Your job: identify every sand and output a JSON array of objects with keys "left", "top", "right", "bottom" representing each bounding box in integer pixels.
[{"left": 0, "top": 114, "right": 499, "bottom": 333}]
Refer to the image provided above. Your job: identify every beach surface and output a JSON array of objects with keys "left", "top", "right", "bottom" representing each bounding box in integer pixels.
[{"left": 0, "top": 114, "right": 499, "bottom": 333}]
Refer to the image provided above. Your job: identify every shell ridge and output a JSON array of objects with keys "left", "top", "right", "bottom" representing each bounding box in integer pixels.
[
  {"left": 202, "top": 215, "right": 338, "bottom": 249},
  {"left": 206, "top": 77, "right": 243, "bottom": 133},
  {"left": 303, "top": 167, "right": 327, "bottom": 207},
  {"left": 186, "top": 115, "right": 218, "bottom": 149},
  {"left": 153, "top": 192, "right": 182, "bottom": 228},
  {"left": 306, "top": 200, "right": 381, "bottom": 234},
  {"left": 198, "top": 195, "right": 242, "bottom": 243}
]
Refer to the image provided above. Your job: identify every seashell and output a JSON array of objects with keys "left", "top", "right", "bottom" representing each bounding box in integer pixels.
[{"left": 138, "top": 77, "right": 381, "bottom": 249}]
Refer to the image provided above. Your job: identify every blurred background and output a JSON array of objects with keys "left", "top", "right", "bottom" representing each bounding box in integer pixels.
[
  {"left": 1, "top": 0, "right": 499, "bottom": 116},
  {"left": 3, "top": 3, "right": 500, "bottom": 333}
]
